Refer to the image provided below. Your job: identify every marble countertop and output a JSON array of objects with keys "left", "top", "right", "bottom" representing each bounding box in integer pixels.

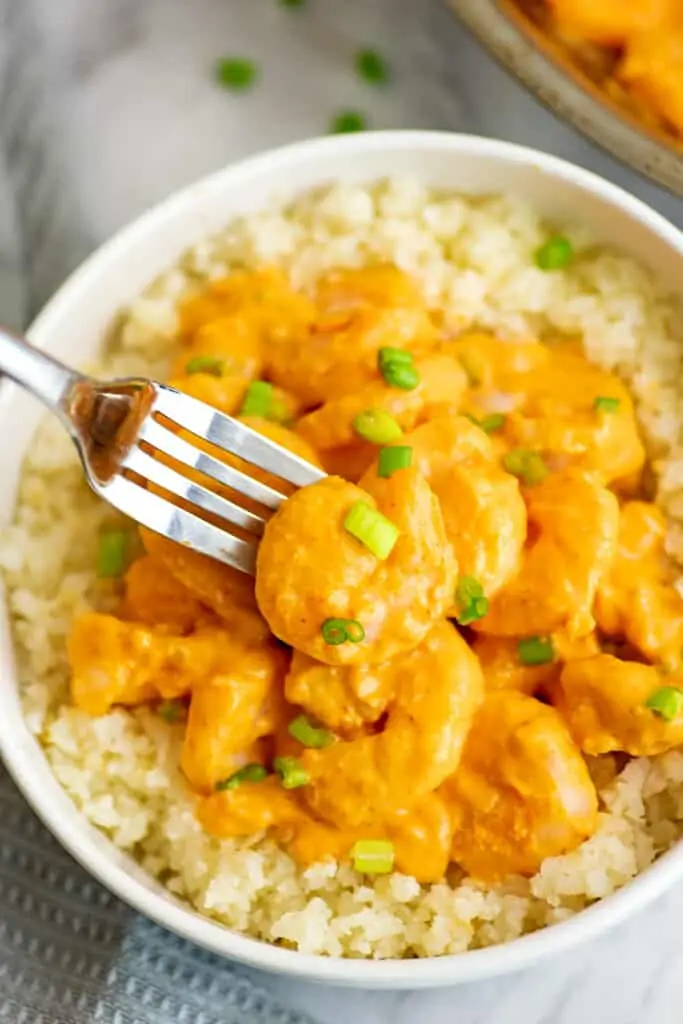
[{"left": 7, "top": 0, "right": 683, "bottom": 1020}]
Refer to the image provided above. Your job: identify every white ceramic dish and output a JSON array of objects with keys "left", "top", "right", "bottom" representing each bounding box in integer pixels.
[{"left": 2, "top": 131, "right": 683, "bottom": 989}]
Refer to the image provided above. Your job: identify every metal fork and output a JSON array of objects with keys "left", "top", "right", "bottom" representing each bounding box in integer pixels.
[{"left": 0, "top": 326, "right": 325, "bottom": 574}]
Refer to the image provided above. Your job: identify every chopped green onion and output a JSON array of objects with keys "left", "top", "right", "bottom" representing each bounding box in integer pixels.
[
  {"left": 215, "top": 57, "right": 258, "bottom": 91},
  {"left": 240, "top": 380, "right": 273, "bottom": 418},
  {"left": 185, "top": 355, "right": 224, "bottom": 376},
  {"left": 454, "top": 576, "right": 489, "bottom": 626},
  {"left": 158, "top": 700, "right": 186, "bottom": 724},
  {"left": 96, "top": 531, "right": 129, "bottom": 578},
  {"left": 288, "top": 715, "right": 334, "bottom": 749},
  {"left": 279, "top": 0, "right": 306, "bottom": 6},
  {"left": 344, "top": 501, "right": 400, "bottom": 560},
  {"left": 518, "top": 636, "right": 555, "bottom": 666},
  {"left": 503, "top": 449, "right": 549, "bottom": 486},
  {"left": 381, "top": 362, "right": 420, "bottom": 391},
  {"left": 378, "top": 445, "right": 413, "bottom": 478},
  {"left": 644, "top": 686, "right": 683, "bottom": 722},
  {"left": 355, "top": 49, "right": 390, "bottom": 85},
  {"left": 216, "top": 763, "right": 269, "bottom": 791},
  {"left": 480, "top": 413, "right": 506, "bottom": 433},
  {"left": 593, "top": 396, "right": 621, "bottom": 414},
  {"left": 273, "top": 756, "right": 310, "bottom": 790},
  {"left": 378, "top": 347, "right": 413, "bottom": 370},
  {"left": 535, "top": 236, "right": 574, "bottom": 271},
  {"left": 353, "top": 409, "right": 403, "bottom": 444},
  {"left": 321, "top": 617, "right": 365, "bottom": 645},
  {"left": 330, "top": 111, "right": 367, "bottom": 134},
  {"left": 351, "top": 839, "right": 394, "bottom": 874},
  {"left": 320, "top": 618, "right": 365, "bottom": 645}
]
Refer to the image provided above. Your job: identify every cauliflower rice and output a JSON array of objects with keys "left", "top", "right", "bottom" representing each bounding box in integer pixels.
[{"left": 4, "top": 178, "right": 683, "bottom": 959}]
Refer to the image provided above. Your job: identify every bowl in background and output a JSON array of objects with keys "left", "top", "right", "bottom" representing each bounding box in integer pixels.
[
  {"left": 2, "top": 131, "right": 683, "bottom": 987},
  {"left": 450, "top": 0, "right": 683, "bottom": 198}
]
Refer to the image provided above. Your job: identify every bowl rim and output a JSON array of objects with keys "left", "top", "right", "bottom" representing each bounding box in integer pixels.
[
  {"left": 3, "top": 129, "right": 683, "bottom": 988},
  {"left": 449, "top": 0, "right": 683, "bottom": 199}
]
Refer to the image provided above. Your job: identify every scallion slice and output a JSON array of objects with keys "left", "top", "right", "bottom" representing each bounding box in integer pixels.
[
  {"left": 185, "top": 355, "right": 224, "bottom": 377},
  {"left": 535, "top": 236, "right": 574, "bottom": 271},
  {"left": 593, "top": 396, "right": 621, "bottom": 414},
  {"left": 378, "top": 347, "right": 413, "bottom": 369},
  {"left": 644, "top": 686, "right": 683, "bottom": 722},
  {"left": 330, "top": 111, "right": 367, "bottom": 134},
  {"left": 454, "top": 576, "right": 489, "bottom": 626},
  {"left": 351, "top": 839, "right": 394, "bottom": 874},
  {"left": 321, "top": 617, "right": 365, "bottom": 645},
  {"left": 215, "top": 57, "right": 258, "bottom": 91},
  {"left": 517, "top": 636, "right": 555, "bottom": 666},
  {"left": 288, "top": 715, "right": 334, "bottom": 749},
  {"left": 240, "top": 380, "right": 273, "bottom": 418},
  {"left": 96, "top": 531, "right": 129, "bottom": 578},
  {"left": 355, "top": 48, "right": 390, "bottom": 85},
  {"left": 344, "top": 501, "right": 400, "bottom": 560},
  {"left": 216, "top": 763, "right": 269, "bottom": 791},
  {"left": 353, "top": 409, "right": 403, "bottom": 444},
  {"left": 378, "top": 445, "right": 413, "bottom": 478},
  {"left": 273, "top": 756, "right": 310, "bottom": 790},
  {"left": 503, "top": 449, "right": 549, "bottom": 487}
]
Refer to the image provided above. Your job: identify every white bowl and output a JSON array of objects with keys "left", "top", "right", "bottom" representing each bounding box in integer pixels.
[{"left": 2, "top": 131, "right": 683, "bottom": 989}]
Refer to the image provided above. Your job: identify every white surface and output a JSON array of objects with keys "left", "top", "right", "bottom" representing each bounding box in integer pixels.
[{"left": 16, "top": 0, "right": 683, "bottom": 1018}]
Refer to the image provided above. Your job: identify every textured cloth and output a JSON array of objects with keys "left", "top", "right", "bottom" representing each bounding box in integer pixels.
[{"left": 0, "top": 3, "right": 317, "bottom": 1021}]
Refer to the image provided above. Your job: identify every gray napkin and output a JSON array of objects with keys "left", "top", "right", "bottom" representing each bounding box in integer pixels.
[{"left": 0, "top": 4, "right": 319, "bottom": 1021}]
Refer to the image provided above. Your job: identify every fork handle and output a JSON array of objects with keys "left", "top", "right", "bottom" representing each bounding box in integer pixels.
[{"left": 0, "top": 324, "right": 83, "bottom": 423}]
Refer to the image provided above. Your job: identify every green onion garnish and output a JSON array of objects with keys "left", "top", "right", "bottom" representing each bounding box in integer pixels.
[
  {"left": 355, "top": 49, "right": 390, "bottom": 85},
  {"left": 378, "top": 348, "right": 420, "bottom": 390},
  {"left": 503, "top": 449, "right": 549, "bottom": 486},
  {"left": 454, "top": 576, "right": 489, "bottom": 626},
  {"left": 185, "top": 355, "right": 224, "bottom": 376},
  {"left": 96, "top": 531, "right": 129, "bottom": 579},
  {"left": 351, "top": 839, "right": 394, "bottom": 874},
  {"left": 353, "top": 409, "right": 403, "bottom": 444},
  {"left": 476, "top": 413, "right": 506, "bottom": 434},
  {"left": 215, "top": 57, "right": 258, "bottom": 91},
  {"left": 593, "top": 396, "right": 621, "bottom": 414},
  {"left": 279, "top": 0, "right": 306, "bottom": 6},
  {"left": 216, "top": 763, "right": 269, "bottom": 791},
  {"left": 330, "top": 111, "right": 367, "bottom": 134},
  {"left": 517, "top": 636, "right": 555, "bottom": 666},
  {"left": 378, "top": 445, "right": 413, "bottom": 479},
  {"left": 644, "top": 686, "right": 683, "bottom": 722},
  {"left": 273, "top": 756, "right": 310, "bottom": 790},
  {"left": 158, "top": 700, "right": 186, "bottom": 724},
  {"left": 240, "top": 380, "right": 273, "bottom": 418},
  {"left": 378, "top": 347, "right": 413, "bottom": 369},
  {"left": 535, "top": 236, "right": 574, "bottom": 271},
  {"left": 344, "top": 501, "right": 400, "bottom": 560},
  {"left": 288, "top": 715, "right": 334, "bottom": 749},
  {"left": 321, "top": 617, "right": 365, "bottom": 645}
]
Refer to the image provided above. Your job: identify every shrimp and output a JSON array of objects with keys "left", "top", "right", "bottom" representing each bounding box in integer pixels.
[
  {"left": 255, "top": 470, "right": 456, "bottom": 666},
  {"left": 442, "top": 691, "right": 598, "bottom": 880},
  {"left": 267, "top": 266, "right": 438, "bottom": 407},
  {"left": 199, "top": 779, "right": 453, "bottom": 883},
  {"left": 503, "top": 344, "right": 645, "bottom": 490},
  {"left": 181, "top": 640, "right": 288, "bottom": 792},
  {"left": 172, "top": 314, "right": 264, "bottom": 382},
  {"left": 285, "top": 649, "right": 395, "bottom": 732},
  {"left": 121, "top": 555, "right": 209, "bottom": 632},
  {"left": 595, "top": 501, "right": 683, "bottom": 668},
  {"left": 547, "top": 0, "right": 677, "bottom": 46},
  {"left": 451, "top": 331, "right": 550, "bottom": 393},
  {"left": 553, "top": 654, "right": 683, "bottom": 757},
  {"left": 168, "top": 372, "right": 303, "bottom": 425},
  {"left": 620, "top": 29, "right": 683, "bottom": 137},
  {"left": 473, "top": 469, "right": 619, "bottom": 638},
  {"left": 363, "top": 416, "right": 526, "bottom": 600},
  {"left": 296, "top": 352, "right": 468, "bottom": 455},
  {"left": 67, "top": 615, "right": 263, "bottom": 716},
  {"left": 472, "top": 631, "right": 599, "bottom": 695},
  {"left": 300, "top": 621, "right": 484, "bottom": 828}
]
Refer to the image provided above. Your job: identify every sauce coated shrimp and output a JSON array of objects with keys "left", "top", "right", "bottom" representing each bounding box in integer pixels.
[
  {"left": 443, "top": 691, "right": 598, "bottom": 879},
  {"left": 255, "top": 470, "right": 456, "bottom": 666},
  {"left": 301, "top": 622, "right": 484, "bottom": 828},
  {"left": 474, "top": 469, "right": 619, "bottom": 638},
  {"left": 284, "top": 649, "right": 395, "bottom": 732}
]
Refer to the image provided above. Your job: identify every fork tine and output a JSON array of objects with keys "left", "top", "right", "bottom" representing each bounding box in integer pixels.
[
  {"left": 152, "top": 385, "right": 326, "bottom": 488},
  {"left": 138, "top": 418, "right": 287, "bottom": 511},
  {"left": 99, "top": 475, "right": 256, "bottom": 574},
  {"left": 122, "top": 447, "right": 265, "bottom": 536}
]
